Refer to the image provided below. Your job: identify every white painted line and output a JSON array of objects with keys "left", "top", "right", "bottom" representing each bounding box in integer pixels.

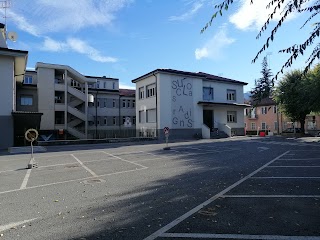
[
  {"left": 267, "top": 166, "right": 320, "bottom": 168},
  {"left": 71, "top": 154, "right": 98, "bottom": 177},
  {"left": 132, "top": 157, "right": 167, "bottom": 163},
  {"left": 278, "top": 158, "right": 320, "bottom": 160},
  {"left": 0, "top": 167, "right": 147, "bottom": 195},
  {"left": 143, "top": 150, "right": 290, "bottom": 240},
  {"left": 160, "top": 233, "right": 320, "bottom": 239},
  {"left": 0, "top": 218, "right": 38, "bottom": 233},
  {"left": 223, "top": 195, "right": 320, "bottom": 198},
  {"left": 20, "top": 168, "right": 32, "bottom": 189},
  {"left": 252, "top": 177, "right": 320, "bottom": 179},
  {"left": 102, "top": 151, "right": 148, "bottom": 169}
]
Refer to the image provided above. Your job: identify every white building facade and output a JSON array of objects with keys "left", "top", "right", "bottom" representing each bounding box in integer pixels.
[{"left": 132, "top": 69, "right": 249, "bottom": 139}]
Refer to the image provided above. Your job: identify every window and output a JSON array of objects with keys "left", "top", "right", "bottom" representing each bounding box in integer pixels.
[
  {"left": 97, "top": 118, "right": 100, "bottom": 125},
  {"left": 123, "top": 116, "right": 126, "bottom": 124},
  {"left": 122, "top": 99, "right": 126, "bottom": 108},
  {"left": 146, "top": 84, "right": 155, "bottom": 98},
  {"left": 20, "top": 95, "right": 33, "bottom": 106},
  {"left": 113, "top": 117, "right": 116, "bottom": 125},
  {"left": 103, "top": 82, "right": 107, "bottom": 89},
  {"left": 71, "top": 79, "right": 79, "bottom": 87},
  {"left": 132, "top": 100, "right": 135, "bottom": 108},
  {"left": 261, "top": 106, "right": 267, "bottom": 114},
  {"left": 203, "top": 87, "right": 214, "bottom": 101},
  {"left": 139, "top": 87, "right": 144, "bottom": 99},
  {"left": 251, "top": 122, "right": 256, "bottom": 130},
  {"left": 227, "top": 111, "right": 237, "bottom": 123},
  {"left": 127, "top": 100, "right": 130, "bottom": 108},
  {"left": 244, "top": 123, "right": 247, "bottom": 128},
  {"left": 112, "top": 82, "right": 115, "bottom": 89},
  {"left": 97, "top": 99, "right": 100, "bottom": 107},
  {"left": 274, "top": 121, "right": 278, "bottom": 130},
  {"left": 244, "top": 108, "right": 249, "bottom": 116},
  {"left": 104, "top": 117, "right": 107, "bottom": 125},
  {"left": 139, "top": 110, "right": 144, "bottom": 123},
  {"left": 261, "top": 122, "right": 266, "bottom": 130},
  {"left": 24, "top": 75, "right": 33, "bottom": 84},
  {"left": 133, "top": 116, "right": 136, "bottom": 124},
  {"left": 227, "top": 89, "right": 236, "bottom": 101},
  {"left": 103, "top": 99, "right": 107, "bottom": 108},
  {"left": 112, "top": 99, "right": 116, "bottom": 108},
  {"left": 96, "top": 81, "right": 100, "bottom": 89},
  {"left": 55, "top": 95, "right": 62, "bottom": 103},
  {"left": 273, "top": 106, "right": 277, "bottom": 114},
  {"left": 146, "top": 109, "right": 156, "bottom": 123}
]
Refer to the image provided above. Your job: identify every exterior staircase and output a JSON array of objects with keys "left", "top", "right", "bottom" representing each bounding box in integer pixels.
[
  {"left": 67, "top": 126, "right": 86, "bottom": 139},
  {"left": 210, "top": 128, "right": 229, "bottom": 139}
]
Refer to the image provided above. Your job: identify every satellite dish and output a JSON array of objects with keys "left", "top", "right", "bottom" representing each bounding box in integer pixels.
[{"left": 7, "top": 31, "right": 18, "bottom": 42}]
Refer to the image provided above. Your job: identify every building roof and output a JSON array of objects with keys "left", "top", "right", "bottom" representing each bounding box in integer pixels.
[
  {"left": 0, "top": 47, "right": 28, "bottom": 82},
  {"left": 120, "top": 89, "right": 135, "bottom": 97},
  {"left": 131, "top": 68, "right": 247, "bottom": 85},
  {"left": 86, "top": 75, "right": 119, "bottom": 81},
  {"left": 250, "top": 97, "right": 276, "bottom": 107}
]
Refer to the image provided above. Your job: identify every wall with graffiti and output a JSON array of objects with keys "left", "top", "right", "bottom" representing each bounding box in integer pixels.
[{"left": 171, "top": 78, "right": 194, "bottom": 129}]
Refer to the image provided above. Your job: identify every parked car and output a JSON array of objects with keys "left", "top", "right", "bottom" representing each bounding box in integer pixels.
[{"left": 282, "top": 128, "right": 302, "bottom": 133}]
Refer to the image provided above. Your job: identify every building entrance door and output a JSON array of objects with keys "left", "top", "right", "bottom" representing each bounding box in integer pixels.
[{"left": 203, "top": 110, "right": 213, "bottom": 131}]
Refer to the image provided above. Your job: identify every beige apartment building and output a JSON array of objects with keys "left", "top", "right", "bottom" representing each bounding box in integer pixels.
[
  {"left": 244, "top": 97, "right": 320, "bottom": 135},
  {"left": 16, "top": 63, "right": 136, "bottom": 142}
]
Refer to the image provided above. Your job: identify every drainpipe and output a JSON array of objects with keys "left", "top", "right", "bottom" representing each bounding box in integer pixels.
[
  {"left": 95, "top": 88, "right": 98, "bottom": 138},
  {"left": 153, "top": 73, "right": 158, "bottom": 137},
  {"left": 119, "top": 94, "right": 123, "bottom": 129}
]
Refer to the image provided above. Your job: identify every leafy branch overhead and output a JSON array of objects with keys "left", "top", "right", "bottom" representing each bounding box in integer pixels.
[{"left": 201, "top": 0, "right": 320, "bottom": 80}]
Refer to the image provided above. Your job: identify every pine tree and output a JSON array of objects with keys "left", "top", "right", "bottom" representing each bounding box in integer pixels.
[{"left": 250, "top": 56, "right": 273, "bottom": 105}]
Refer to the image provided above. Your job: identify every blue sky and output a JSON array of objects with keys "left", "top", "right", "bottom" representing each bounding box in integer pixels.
[{"left": 1, "top": 0, "right": 316, "bottom": 92}]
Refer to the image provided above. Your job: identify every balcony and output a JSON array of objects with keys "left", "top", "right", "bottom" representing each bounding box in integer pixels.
[{"left": 246, "top": 113, "right": 258, "bottom": 119}]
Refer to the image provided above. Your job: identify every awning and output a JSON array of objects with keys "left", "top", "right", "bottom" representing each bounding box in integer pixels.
[{"left": 198, "top": 101, "right": 251, "bottom": 107}]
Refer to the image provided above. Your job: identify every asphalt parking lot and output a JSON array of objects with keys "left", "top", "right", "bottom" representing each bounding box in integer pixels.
[{"left": 0, "top": 137, "right": 319, "bottom": 240}]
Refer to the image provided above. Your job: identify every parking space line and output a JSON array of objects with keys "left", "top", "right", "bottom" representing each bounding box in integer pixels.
[
  {"left": 0, "top": 167, "right": 147, "bottom": 196},
  {"left": 160, "top": 233, "right": 320, "bottom": 239},
  {"left": 266, "top": 166, "right": 320, "bottom": 168},
  {"left": 71, "top": 154, "right": 98, "bottom": 177},
  {"left": 223, "top": 195, "right": 320, "bottom": 198},
  {"left": 102, "top": 151, "right": 148, "bottom": 169},
  {"left": 20, "top": 169, "right": 32, "bottom": 189},
  {"left": 0, "top": 218, "right": 38, "bottom": 233},
  {"left": 131, "top": 157, "right": 167, "bottom": 163},
  {"left": 143, "top": 151, "right": 290, "bottom": 240},
  {"left": 251, "top": 177, "right": 320, "bottom": 179},
  {"left": 279, "top": 158, "right": 320, "bottom": 160}
]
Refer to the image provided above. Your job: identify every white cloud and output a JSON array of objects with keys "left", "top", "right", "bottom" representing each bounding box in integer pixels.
[
  {"left": 7, "top": 0, "right": 132, "bottom": 35},
  {"left": 119, "top": 83, "right": 135, "bottom": 89},
  {"left": 229, "top": 0, "right": 293, "bottom": 31},
  {"left": 169, "top": 1, "right": 204, "bottom": 21},
  {"left": 195, "top": 26, "right": 235, "bottom": 60},
  {"left": 41, "top": 37, "right": 117, "bottom": 63}
]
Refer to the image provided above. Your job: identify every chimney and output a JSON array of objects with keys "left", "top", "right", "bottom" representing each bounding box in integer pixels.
[{"left": 0, "top": 23, "right": 7, "bottom": 48}]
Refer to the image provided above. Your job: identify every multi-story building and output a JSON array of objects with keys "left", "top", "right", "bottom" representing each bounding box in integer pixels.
[
  {"left": 0, "top": 23, "right": 42, "bottom": 149},
  {"left": 16, "top": 63, "right": 136, "bottom": 142},
  {"left": 244, "top": 97, "right": 320, "bottom": 135},
  {"left": 132, "top": 69, "right": 249, "bottom": 139}
]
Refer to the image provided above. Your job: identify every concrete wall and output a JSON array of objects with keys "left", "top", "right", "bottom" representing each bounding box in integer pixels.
[
  {"left": 37, "top": 67, "right": 55, "bottom": 130},
  {"left": 0, "top": 56, "right": 14, "bottom": 115},
  {"left": 203, "top": 80, "right": 244, "bottom": 103},
  {"left": 135, "top": 75, "right": 157, "bottom": 130},
  {"left": 0, "top": 56, "right": 14, "bottom": 149},
  {"left": 16, "top": 87, "right": 38, "bottom": 112},
  {"left": 0, "top": 116, "right": 13, "bottom": 149}
]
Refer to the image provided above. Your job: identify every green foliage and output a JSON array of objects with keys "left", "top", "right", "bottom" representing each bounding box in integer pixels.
[
  {"left": 250, "top": 56, "right": 274, "bottom": 105},
  {"left": 274, "top": 69, "right": 313, "bottom": 133},
  {"left": 202, "top": 0, "right": 320, "bottom": 80}
]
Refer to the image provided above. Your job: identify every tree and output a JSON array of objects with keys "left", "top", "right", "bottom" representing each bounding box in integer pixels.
[
  {"left": 306, "top": 63, "right": 320, "bottom": 112},
  {"left": 202, "top": 0, "right": 320, "bottom": 80},
  {"left": 274, "top": 70, "right": 312, "bottom": 134},
  {"left": 251, "top": 56, "right": 274, "bottom": 104}
]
